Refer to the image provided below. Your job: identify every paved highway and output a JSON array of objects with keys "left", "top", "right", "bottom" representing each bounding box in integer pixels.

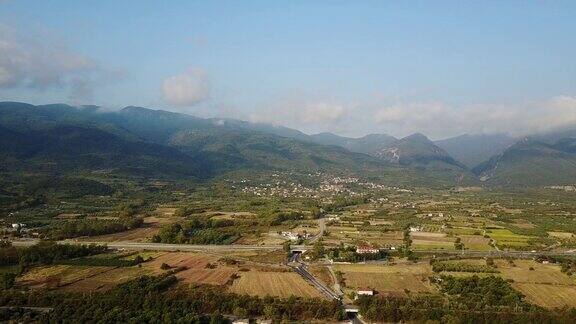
[
  {"left": 11, "top": 240, "right": 285, "bottom": 251},
  {"left": 308, "top": 218, "right": 326, "bottom": 244},
  {"left": 10, "top": 240, "right": 576, "bottom": 258},
  {"left": 288, "top": 253, "right": 340, "bottom": 300}
]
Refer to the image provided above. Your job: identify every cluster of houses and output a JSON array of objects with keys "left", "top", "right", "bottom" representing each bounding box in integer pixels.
[
  {"left": 232, "top": 172, "right": 413, "bottom": 201},
  {"left": 409, "top": 226, "right": 422, "bottom": 232},
  {"left": 1, "top": 222, "right": 40, "bottom": 239}
]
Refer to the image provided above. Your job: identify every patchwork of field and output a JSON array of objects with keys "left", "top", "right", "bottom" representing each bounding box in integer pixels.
[
  {"left": 334, "top": 262, "right": 436, "bottom": 296},
  {"left": 18, "top": 252, "right": 237, "bottom": 291},
  {"left": 326, "top": 224, "right": 403, "bottom": 246},
  {"left": 16, "top": 251, "right": 325, "bottom": 299},
  {"left": 18, "top": 265, "right": 116, "bottom": 289},
  {"left": 229, "top": 271, "right": 323, "bottom": 298}
]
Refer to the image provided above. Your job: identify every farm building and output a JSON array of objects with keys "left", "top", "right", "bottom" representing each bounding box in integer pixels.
[
  {"left": 355, "top": 289, "right": 374, "bottom": 299},
  {"left": 356, "top": 245, "right": 380, "bottom": 254}
]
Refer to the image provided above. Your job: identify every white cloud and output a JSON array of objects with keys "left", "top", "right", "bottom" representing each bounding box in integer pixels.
[
  {"left": 0, "top": 25, "right": 110, "bottom": 101},
  {"left": 250, "top": 99, "right": 351, "bottom": 134},
  {"left": 162, "top": 68, "right": 209, "bottom": 106},
  {"left": 372, "top": 96, "right": 576, "bottom": 138},
  {"left": 299, "top": 102, "right": 346, "bottom": 124}
]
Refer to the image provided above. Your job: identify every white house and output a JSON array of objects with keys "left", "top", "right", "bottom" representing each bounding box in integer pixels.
[
  {"left": 355, "top": 289, "right": 374, "bottom": 299},
  {"left": 356, "top": 245, "right": 380, "bottom": 254}
]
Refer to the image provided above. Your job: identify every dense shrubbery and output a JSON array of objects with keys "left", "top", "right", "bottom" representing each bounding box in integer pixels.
[
  {"left": 0, "top": 241, "right": 106, "bottom": 268},
  {"left": 326, "top": 245, "right": 387, "bottom": 262},
  {"left": 45, "top": 217, "right": 144, "bottom": 240},
  {"left": 57, "top": 254, "right": 143, "bottom": 267},
  {"left": 152, "top": 218, "right": 240, "bottom": 244},
  {"left": 431, "top": 261, "right": 499, "bottom": 273},
  {"left": 0, "top": 274, "right": 343, "bottom": 322},
  {"left": 25, "top": 177, "right": 113, "bottom": 198},
  {"left": 260, "top": 210, "right": 303, "bottom": 226},
  {"left": 0, "top": 273, "right": 16, "bottom": 289},
  {"left": 323, "top": 196, "right": 368, "bottom": 212},
  {"left": 438, "top": 275, "right": 525, "bottom": 308}
]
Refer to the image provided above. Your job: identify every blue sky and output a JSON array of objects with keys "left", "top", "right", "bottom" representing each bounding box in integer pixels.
[{"left": 1, "top": 1, "right": 575, "bottom": 138}]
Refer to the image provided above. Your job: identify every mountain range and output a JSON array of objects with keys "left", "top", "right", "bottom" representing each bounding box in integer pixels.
[{"left": 1, "top": 101, "right": 576, "bottom": 188}]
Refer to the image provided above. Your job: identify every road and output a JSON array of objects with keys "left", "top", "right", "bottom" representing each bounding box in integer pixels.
[
  {"left": 287, "top": 253, "right": 340, "bottom": 300},
  {"left": 347, "top": 311, "right": 366, "bottom": 324},
  {"left": 290, "top": 263, "right": 340, "bottom": 300},
  {"left": 412, "top": 249, "right": 576, "bottom": 258},
  {"left": 11, "top": 240, "right": 284, "bottom": 252},
  {"left": 11, "top": 240, "right": 576, "bottom": 258},
  {"left": 327, "top": 265, "right": 343, "bottom": 298},
  {"left": 308, "top": 218, "right": 326, "bottom": 244}
]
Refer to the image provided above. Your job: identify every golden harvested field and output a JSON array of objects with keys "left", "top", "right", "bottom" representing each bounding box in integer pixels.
[
  {"left": 513, "top": 283, "right": 576, "bottom": 308},
  {"left": 334, "top": 262, "right": 436, "bottom": 295},
  {"left": 511, "top": 219, "right": 536, "bottom": 229},
  {"left": 459, "top": 235, "right": 493, "bottom": 250},
  {"left": 360, "top": 231, "right": 404, "bottom": 246},
  {"left": 18, "top": 265, "right": 113, "bottom": 289},
  {"left": 229, "top": 271, "right": 323, "bottom": 298},
  {"left": 233, "top": 233, "right": 285, "bottom": 245},
  {"left": 290, "top": 225, "right": 320, "bottom": 236},
  {"left": 493, "top": 259, "right": 576, "bottom": 309},
  {"left": 496, "top": 259, "right": 576, "bottom": 285},
  {"left": 244, "top": 250, "right": 288, "bottom": 264},
  {"left": 154, "top": 207, "right": 177, "bottom": 217},
  {"left": 411, "top": 232, "right": 447, "bottom": 239},
  {"left": 144, "top": 252, "right": 237, "bottom": 285},
  {"left": 63, "top": 267, "right": 148, "bottom": 292},
  {"left": 368, "top": 219, "right": 394, "bottom": 225},
  {"left": 205, "top": 211, "right": 257, "bottom": 220},
  {"left": 412, "top": 239, "right": 455, "bottom": 250},
  {"left": 20, "top": 252, "right": 244, "bottom": 292},
  {"left": 83, "top": 225, "right": 160, "bottom": 242},
  {"left": 411, "top": 232, "right": 455, "bottom": 250},
  {"left": 309, "top": 265, "right": 334, "bottom": 288},
  {"left": 548, "top": 231, "right": 575, "bottom": 239}
]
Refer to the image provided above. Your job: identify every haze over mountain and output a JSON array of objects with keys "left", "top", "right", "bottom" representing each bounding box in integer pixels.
[
  {"left": 3, "top": 101, "right": 576, "bottom": 188},
  {"left": 0, "top": 102, "right": 391, "bottom": 180},
  {"left": 434, "top": 134, "right": 517, "bottom": 168}
]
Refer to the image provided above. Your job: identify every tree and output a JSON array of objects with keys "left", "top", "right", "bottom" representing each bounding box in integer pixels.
[
  {"left": 311, "top": 241, "right": 325, "bottom": 260},
  {"left": 0, "top": 273, "right": 16, "bottom": 289}
]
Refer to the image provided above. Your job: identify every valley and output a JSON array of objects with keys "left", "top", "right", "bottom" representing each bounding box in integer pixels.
[{"left": 1, "top": 102, "right": 576, "bottom": 322}]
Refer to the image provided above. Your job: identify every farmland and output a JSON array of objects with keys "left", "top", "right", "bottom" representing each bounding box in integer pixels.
[
  {"left": 229, "top": 271, "right": 323, "bottom": 298},
  {"left": 2, "top": 175, "right": 576, "bottom": 321},
  {"left": 333, "top": 261, "right": 436, "bottom": 297}
]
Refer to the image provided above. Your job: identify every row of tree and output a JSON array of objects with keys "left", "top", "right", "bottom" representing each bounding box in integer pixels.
[
  {"left": 0, "top": 241, "right": 107, "bottom": 269},
  {"left": 44, "top": 217, "right": 144, "bottom": 240}
]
